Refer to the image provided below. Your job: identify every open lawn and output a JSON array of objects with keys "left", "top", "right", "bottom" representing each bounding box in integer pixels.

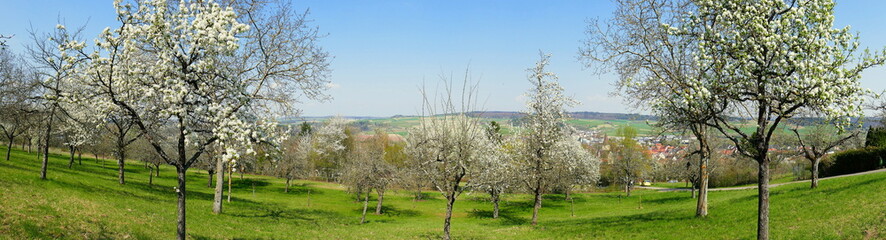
[{"left": 0, "top": 146, "right": 883, "bottom": 239}]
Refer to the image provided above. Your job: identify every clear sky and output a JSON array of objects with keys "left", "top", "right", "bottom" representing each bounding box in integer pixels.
[{"left": 3, "top": 0, "right": 886, "bottom": 117}]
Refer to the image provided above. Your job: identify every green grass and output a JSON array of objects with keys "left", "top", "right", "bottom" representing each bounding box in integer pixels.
[{"left": 0, "top": 146, "right": 883, "bottom": 239}]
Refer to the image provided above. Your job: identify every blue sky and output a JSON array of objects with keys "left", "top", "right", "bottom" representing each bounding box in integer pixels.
[{"left": 3, "top": 0, "right": 886, "bottom": 117}]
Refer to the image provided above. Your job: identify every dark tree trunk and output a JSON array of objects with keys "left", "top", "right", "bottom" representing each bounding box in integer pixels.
[
  {"left": 810, "top": 158, "right": 820, "bottom": 189},
  {"left": 156, "top": 164, "right": 161, "bottom": 177},
  {"left": 442, "top": 193, "right": 457, "bottom": 240},
  {"left": 36, "top": 141, "right": 42, "bottom": 162},
  {"left": 77, "top": 149, "right": 82, "bottom": 165},
  {"left": 40, "top": 104, "right": 56, "bottom": 180},
  {"left": 148, "top": 166, "right": 154, "bottom": 186},
  {"left": 375, "top": 189, "right": 385, "bottom": 214},
  {"left": 207, "top": 171, "right": 214, "bottom": 188},
  {"left": 360, "top": 190, "right": 370, "bottom": 224},
  {"left": 5, "top": 140, "right": 12, "bottom": 161},
  {"left": 175, "top": 165, "right": 188, "bottom": 240},
  {"left": 118, "top": 149, "right": 126, "bottom": 185},
  {"left": 531, "top": 186, "right": 542, "bottom": 225},
  {"left": 757, "top": 158, "right": 770, "bottom": 240},
  {"left": 67, "top": 146, "right": 75, "bottom": 169},
  {"left": 212, "top": 158, "right": 225, "bottom": 214}
]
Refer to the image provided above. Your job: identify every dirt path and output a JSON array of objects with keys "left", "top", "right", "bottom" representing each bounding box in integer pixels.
[{"left": 637, "top": 168, "right": 886, "bottom": 192}]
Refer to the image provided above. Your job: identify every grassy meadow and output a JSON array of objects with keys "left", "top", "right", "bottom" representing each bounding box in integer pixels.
[{"left": 0, "top": 145, "right": 883, "bottom": 239}]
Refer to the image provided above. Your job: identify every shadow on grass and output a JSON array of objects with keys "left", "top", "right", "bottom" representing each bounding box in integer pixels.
[
  {"left": 467, "top": 207, "right": 530, "bottom": 226},
  {"left": 643, "top": 195, "right": 692, "bottom": 205},
  {"left": 544, "top": 209, "right": 693, "bottom": 233},
  {"left": 377, "top": 204, "right": 422, "bottom": 217},
  {"left": 228, "top": 204, "right": 342, "bottom": 222}
]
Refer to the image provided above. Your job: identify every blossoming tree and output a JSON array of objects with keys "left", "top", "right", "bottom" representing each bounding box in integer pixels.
[
  {"left": 58, "top": 0, "right": 330, "bottom": 239},
  {"left": 406, "top": 75, "right": 495, "bottom": 240},
  {"left": 686, "top": 0, "right": 885, "bottom": 239}
]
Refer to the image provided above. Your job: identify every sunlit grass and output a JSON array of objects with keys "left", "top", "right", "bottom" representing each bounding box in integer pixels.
[{"left": 0, "top": 145, "right": 882, "bottom": 239}]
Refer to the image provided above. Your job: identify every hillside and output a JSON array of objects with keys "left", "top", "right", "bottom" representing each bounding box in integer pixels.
[{"left": 0, "top": 146, "right": 883, "bottom": 239}]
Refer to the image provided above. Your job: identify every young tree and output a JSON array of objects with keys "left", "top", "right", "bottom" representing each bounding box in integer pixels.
[
  {"left": 311, "top": 117, "right": 352, "bottom": 182},
  {"left": 0, "top": 48, "right": 36, "bottom": 160},
  {"left": 548, "top": 139, "right": 600, "bottom": 217},
  {"left": 581, "top": 0, "right": 721, "bottom": 217},
  {"left": 790, "top": 121, "right": 857, "bottom": 188},
  {"left": 608, "top": 126, "right": 653, "bottom": 197},
  {"left": 342, "top": 130, "right": 396, "bottom": 222},
  {"left": 512, "top": 53, "right": 591, "bottom": 225},
  {"left": 275, "top": 132, "right": 313, "bottom": 193},
  {"left": 406, "top": 75, "right": 494, "bottom": 240},
  {"left": 469, "top": 123, "right": 513, "bottom": 219},
  {"left": 685, "top": 1, "right": 886, "bottom": 238},
  {"left": 26, "top": 23, "right": 85, "bottom": 180}
]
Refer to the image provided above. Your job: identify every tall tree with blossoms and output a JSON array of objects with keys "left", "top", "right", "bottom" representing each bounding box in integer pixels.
[
  {"left": 61, "top": 0, "right": 330, "bottom": 238},
  {"left": 26, "top": 23, "right": 87, "bottom": 180},
  {"left": 514, "top": 52, "right": 594, "bottom": 225},
  {"left": 581, "top": 0, "right": 722, "bottom": 217},
  {"left": 685, "top": 0, "right": 886, "bottom": 239}
]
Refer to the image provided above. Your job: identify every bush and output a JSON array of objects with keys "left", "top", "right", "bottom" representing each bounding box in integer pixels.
[
  {"left": 708, "top": 157, "right": 757, "bottom": 188},
  {"left": 864, "top": 127, "right": 886, "bottom": 148},
  {"left": 823, "top": 147, "right": 886, "bottom": 177}
]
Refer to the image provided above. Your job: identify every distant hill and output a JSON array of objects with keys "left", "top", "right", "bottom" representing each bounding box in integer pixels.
[{"left": 463, "top": 111, "right": 657, "bottom": 121}]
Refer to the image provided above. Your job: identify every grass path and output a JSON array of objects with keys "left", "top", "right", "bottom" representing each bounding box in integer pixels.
[{"left": 639, "top": 168, "right": 886, "bottom": 192}]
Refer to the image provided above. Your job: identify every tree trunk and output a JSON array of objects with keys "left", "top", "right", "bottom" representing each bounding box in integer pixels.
[
  {"left": 67, "top": 146, "right": 75, "bottom": 169},
  {"left": 148, "top": 165, "right": 154, "bottom": 186},
  {"left": 77, "top": 149, "right": 82, "bottom": 165},
  {"left": 375, "top": 189, "right": 385, "bottom": 215},
  {"left": 118, "top": 148, "right": 126, "bottom": 185},
  {"left": 36, "top": 141, "right": 42, "bottom": 162},
  {"left": 360, "top": 190, "right": 370, "bottom": 224},
  {"left": 531, "top": 187, "right": 542, "bottom": 225},
  {"left": 696, "top": 130, "right": 710, "bottom": 217},
  {"left": 207, "top": 171, "right": 214, "bottom": 188},
  {"left": 212, "top": 158, "right": 225, "bottom": 214},
  {"left": 810, "top": 158, "right": 820, "bottom": 189},
  {"left": 40, "top": 105, "right": 55, "bottom": 180},
  {"left": 567, "top": 191, "right": 575, "bottom": 217},
  {"left": 492, "top": 193, "right": 500, "bottom": 219},
  {"left": 175, "top": 165, "right": 188, "bottom": 240},
  {"left": 156, "top": 164, "right": 161, "bottom": 177},
  {"left": 757, "top": 158, "right": 770, "bottom": 240},
  {"left": 442, "top": 193, "right": 456, "bottom": 240},
  {"left": 5, "top": 140, "right": 12, "bottom": 161},
  {"left": 625, "top": 179, "right": 632, "bottom": 197},
  {"left": 285, "top": 177, "right": 291, "bottom": 193},
  {"left": 227, "top": 166, "right": 233, "bottom": 202},
  {"left": 307, "top": 188, "right": 312, "bottom": 207}
]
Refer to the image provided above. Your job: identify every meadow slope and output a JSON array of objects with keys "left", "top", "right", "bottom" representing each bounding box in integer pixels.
[{"left": 0, "top": 146, "right": 883, "bottom": 239}]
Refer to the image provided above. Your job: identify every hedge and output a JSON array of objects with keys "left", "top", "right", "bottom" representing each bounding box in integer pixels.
[{"left": 823, "top": 147, "right": 886, "bottom": 177}]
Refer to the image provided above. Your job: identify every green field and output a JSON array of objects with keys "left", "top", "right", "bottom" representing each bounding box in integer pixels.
[{"left": 1, "top": 146, "right": 883, "bottom": 239}]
